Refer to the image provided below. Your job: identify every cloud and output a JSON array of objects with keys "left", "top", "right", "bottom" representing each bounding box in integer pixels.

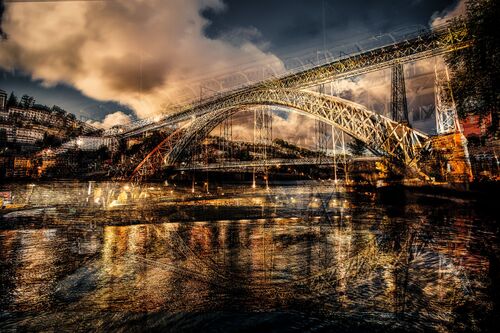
[
  {"left": 217, "top": 109, "right": 318, "bottom": 149},
  {"left": 0, "top": 0, "right": 283, "bottom": 119},
  {"left": 328, "top": 70, "right": 391, "bottom": 117},
  {"left": 430, "top": 0, "right": 466, "bottom": 27},
  {"left": 0, "top": 0, "right": 6, "bottom": 40},
  {"left": 87, "top": 111, "right": 132, "bottom": 129}
]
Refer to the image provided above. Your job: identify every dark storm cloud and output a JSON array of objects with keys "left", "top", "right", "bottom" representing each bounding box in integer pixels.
[
  {"left": 101, "top": 54, "right": 169, "bottom": 94},
  {"left": 203, "top": 0, "right": 459, "bottom": 56},
  {"left": 0, "top": 0, "right": 6, "bottom": 39}
]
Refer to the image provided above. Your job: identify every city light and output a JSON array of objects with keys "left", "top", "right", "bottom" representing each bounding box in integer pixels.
[{"left": 0, "top": 0, "right": 498, "bottom": 332}]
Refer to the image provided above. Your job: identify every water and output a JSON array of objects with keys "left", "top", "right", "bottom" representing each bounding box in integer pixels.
[{"left": 0, "top": 181, "right": 498, "bottom": 332}]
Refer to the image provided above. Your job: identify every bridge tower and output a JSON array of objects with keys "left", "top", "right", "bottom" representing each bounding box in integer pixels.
[
  {"left": 219, "top": 115, "right": 233, "bottom": 162},
  {"left": 391, "top": 63, "right": 409, "bottom": 124},
  {"left": 316, "top": 84, "right": 330, "bottom": 159},
  {"left": 428, "top": 65, "right": 472, "bottom": 182},
  {"left": 328, "top": 81, "right": 349, "bottom": 183},
  {"left": 434, "top": 66, "right": 460, "bottom": 135},
  {"left": 253, "top": 106, "right": 273, "bottom": 188},
  {"left": 315, "top": 120, "right": 330, "bottom": 158},
  {"left": 254, "top": 106, "right": 273, "bottom": 158},
  {"left": 330, "top": 126, "right": 348, "bottom": 183}
]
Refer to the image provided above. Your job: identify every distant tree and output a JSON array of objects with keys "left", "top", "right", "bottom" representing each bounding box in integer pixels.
[
  {"left": 0, "top": 1, "right": 6, "bottom": 40},
  {"left": 51, "top": 105, "right": 66, "bottom": 116},
  {"left": 273, "top": 138, "right": 300, "bottom": 151},
  {"left": 6, "top": 92, "right": 18, "bottom": 108},
  {"left": 466, "top": 135, "right": 481, "bottom": 147},
  {"left": 141, "top": 134, "right": 167, "bottom": 151},
  {"left": 445, "top": 0, "right": 500, "bottom": 135},
  {"left": 37, "top": 133, "right": 62, "bottom": 148},
  {"left": 273, "top": 138, "right": 287, "bottom": 147},
  {"left": 0, "top": 128, "right": 7, "bottom": 151},
  {"left": 32, "top": 104, "right": 51, "bottom": 111},
  {"left": 347, "top": 138, "right": 366, "bottom": 156},
  {"left": 96, "top": 146, "right": 111, "bottom": 160},
  {"left": 238, "top": 149, "right": 251, "bottom": 161},
  {"left": 67, "top": 125, "right": 84, "bottom": 138},
  {"left": 20, "top": 95, "right": 35, "bottom": 109}
]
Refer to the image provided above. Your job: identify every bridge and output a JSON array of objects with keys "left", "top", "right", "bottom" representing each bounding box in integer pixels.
[
  {"left": 173, "top": 157, "right": 382, "bottom": 174},
  {"left": 113, "top": 20, "right": 471, "bottom": 182},
  {"left": 176, "top": 157, "right": 344, "bottom": 171}
]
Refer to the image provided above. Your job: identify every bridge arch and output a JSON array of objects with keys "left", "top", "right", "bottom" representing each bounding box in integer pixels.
[{"left": 131, "top": 88, "right": 428, "bottom": 181}]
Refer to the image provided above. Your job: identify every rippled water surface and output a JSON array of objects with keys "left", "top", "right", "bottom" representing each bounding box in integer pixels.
[{"left": 0, "top": 181, "right": 498, "bottom": 332}]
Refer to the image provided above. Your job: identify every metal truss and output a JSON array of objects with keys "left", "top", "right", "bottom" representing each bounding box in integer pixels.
[
  {"left": 127, "top": 21, "right": 469, "bottom": 179},
  {"left": 270, "top": 20, "right": 470, "bottom": 89},
  {"left": 131, "top": 108, "right": 242, "bottom": 181},
  {"left": 175, "top": 157, "right": 345, "bottom": 172},
  {"left": 129, "top": 126, "right": 187, "bottom": 182},
  {"left": 169, "top": 109, "right": 242, "bottom": 166},
  {"left": 434, "top": 66, "right": 459, "bottom": 134},
  {"left": 254, "top": 106, "right": 273, "bottom": 159},
  {"left": 117, "top": 20, "right": 470, "bottom": 139},
  {"left": 131, "top": 88, "right": 429, "bottom": 179},
  {"left": 331, "top": 125, "right": 348, "bottom": 182},
  {"left": 316, "top": 118, "right": 330, "bottom": 155},
  {"left": 218, "top": 115, "right": 233, "bottom": 160},
  {"left": 391, "top": 63, "right": 409, "bottom": 123}
]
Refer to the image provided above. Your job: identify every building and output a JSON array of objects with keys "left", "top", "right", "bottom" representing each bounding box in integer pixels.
[
  {"left": 13, "top": 157, "right": 32, "bottom": 177},
  {"left": 0, "top": 123, "right": 47, "bottom": 145},
  {"left": 73, "top": 136, "right": 119, "bottom": 151},
  {"left": 6, "top": 106, "right": 97, "bottom": 134},
  {"left": 0, "top": 89, "right": 6, "bottom": 111},
  {"left": 8, "top": 107, "right": 65, "bottom": 128},
  {"left": 460, "top": 112, "right": 493, "bottom": 138}
]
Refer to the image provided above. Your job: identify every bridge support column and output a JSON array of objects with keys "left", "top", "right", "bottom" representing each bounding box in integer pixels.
[
  {"left": 427, "top": 133, "right": 473, "bottom": 182},
  {"left": 391, "top": 63, "right": 409, "bottom": 124},
  {"left": 253, "top": 106, "right": 273, "bottom": 188},
  {"left": 429, "top": 65, "right": 473, "bottom": 182},
  {"left": 434, "top": 65, "right": 460, "bottom": 135},
  {"left": 219, "top": 116, "right": 233, "bottom": 162},
  {"left": 330, "top": 125, "right": 348, "bottom": 183},
  {"left": 316, "top": 119, "right": 329, "bottom": 158}
]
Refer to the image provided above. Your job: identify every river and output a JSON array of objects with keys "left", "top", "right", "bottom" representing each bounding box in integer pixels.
[{"left": 0, "top": 180, "right": 498, "bottom": 332}]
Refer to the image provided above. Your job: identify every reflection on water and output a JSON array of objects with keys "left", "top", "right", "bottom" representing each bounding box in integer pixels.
[{"left": 0, "top": 181, "right": 498, "bottom": 332}]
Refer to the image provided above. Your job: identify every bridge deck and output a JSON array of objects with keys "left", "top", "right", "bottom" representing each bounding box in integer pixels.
[
  {"left": 175, "top": 157, "right": 381, "bottom": 171},
  {"left": 115, "top": 20, "right": 470, "bottom": 139}
]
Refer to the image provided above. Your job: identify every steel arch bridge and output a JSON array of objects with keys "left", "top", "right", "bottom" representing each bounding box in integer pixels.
[
  {"left": 130, "top": 88, "right": 428, "bottom": 181},
  {"left": 114, "top": 19, "right": 469, "bottom": 139},
  {"left": 127, "top": 20, "right": 472, "bottom": 182}
]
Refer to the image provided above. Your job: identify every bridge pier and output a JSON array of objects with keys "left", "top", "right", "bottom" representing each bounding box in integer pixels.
[
  {"left": 391, "top": 63, "right": 410, "bottom": 124},
  {"left": 423, "top": 64, "right": 473, "bottom": 183},
  {"left": 423, "top": 133, "right": 473, "bottom": 183}
]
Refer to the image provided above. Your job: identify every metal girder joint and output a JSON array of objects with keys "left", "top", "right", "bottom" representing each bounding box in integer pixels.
[{"left": 131, "top": 88, "right": 429, "bottom": 180}]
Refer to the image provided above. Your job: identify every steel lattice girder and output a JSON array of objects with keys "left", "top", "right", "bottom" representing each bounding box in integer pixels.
[
  {"left": 118, "top": 20, "right": 470, "bottom": 139},
  {"left": 131, "top": 88, "right": 429, "bottom": 178},
  {"left": 175, "top": 157, "right": 348, "bottom": 171},
  {"left": 130, "top": 109, "right": 240, "bottom": 181},
  {"left": 167, "top": 108, "right": 241, "bottom": 165},
  {"left": 271, "top": 20, "right": 470, "bottom": 89},
  {"left": 129, "top": 126, "right": 187, "bottom": 182}
]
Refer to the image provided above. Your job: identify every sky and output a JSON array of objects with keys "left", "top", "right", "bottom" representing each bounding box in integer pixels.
[{"left": 0, "top": 0, "right": 463, "bottom": 128}]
